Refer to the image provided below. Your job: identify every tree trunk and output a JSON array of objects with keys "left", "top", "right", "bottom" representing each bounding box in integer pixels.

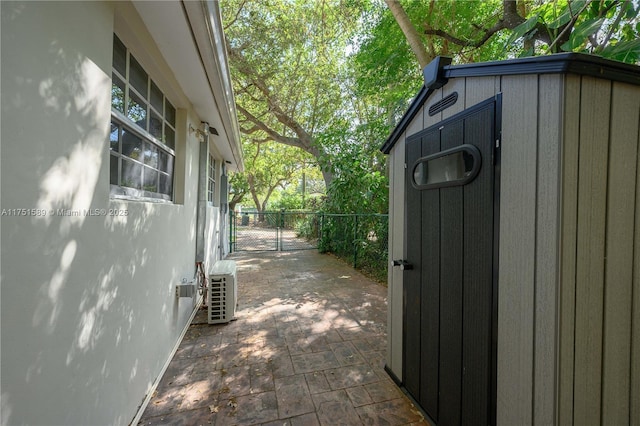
[
  {"left": 321, "top": 168, "right": 334, "bottom": 190},
  {"left": 229, "top": 194, "right": 244, "bottom": 212},
  {"left": 384, "top": 0, "right": 433, "bottom": 68}
]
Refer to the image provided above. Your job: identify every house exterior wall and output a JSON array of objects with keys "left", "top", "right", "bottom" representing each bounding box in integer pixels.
[{"left": 1, "top": 2, "right": 230, "bottom": 425}]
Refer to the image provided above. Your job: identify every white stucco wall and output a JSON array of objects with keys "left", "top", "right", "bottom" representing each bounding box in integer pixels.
[{"left": 1, "top": 2, "right": 226, "bottom": 425}]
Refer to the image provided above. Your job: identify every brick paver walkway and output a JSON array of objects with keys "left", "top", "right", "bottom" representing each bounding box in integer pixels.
[{"left": 139, "top": 250, "right": 428, "bottom": 425}]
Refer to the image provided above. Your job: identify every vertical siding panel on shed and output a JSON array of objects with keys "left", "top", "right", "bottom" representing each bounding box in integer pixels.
[
  {"left": 497, "top": 74, "right": 538, "bottom": 426},
  {"left": 438, "top": 124, "right": 464, "bottom": 425},
  {"left": 388, "top": 127, "right": 405, "bottom": 380},
  {"left": 409, "top": 105, "right": 427, "bottom": 135},
  {"left": 425, "top": 88, "right": 444, "bottom": 128},
  {"left": 602, "top": 82, "right": 640, "bottom": 424},
  {"left": 558, "top": 74, "right": 581, "bottom": 426},
  {"left": 573, "top": 77, "right": 611, "bottom": 426},
  {"left": 389, "top": 104, "right": 425, "bottom": 382},
  {"left": 418, "top": 130, "right": 442, "bottom": 417},
  {"left": 534, "top": 74, "right": 563, "bottom": 426},
  {"left": 461, "top": 106, "right": 496, "bottom": 425},
  {"left": 400, "top": 105, "right": 425, "bottom": 386},
  {"left": 440, "top": 77, "right": 466, "bottom": 120},
  {"left": 465, "top": 76, "right": 499, "bottom": 108},
  {"left": 630, "top": 93, "right": 640, "bottom": 426},
  {"left": 404, "top": 133, "right": 424, "bottom": 399}
]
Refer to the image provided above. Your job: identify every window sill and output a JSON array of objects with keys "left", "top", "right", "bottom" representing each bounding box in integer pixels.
[{"left": 110, "top": 185, "right": 173, "bottom": 204}]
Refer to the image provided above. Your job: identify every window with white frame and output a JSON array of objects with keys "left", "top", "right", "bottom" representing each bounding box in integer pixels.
[
  {"left": 110, "top": 34, "right": 175, "bottom": 200},
  {"left": 207, "top": 154, "right": 216, "bottom": 203}
]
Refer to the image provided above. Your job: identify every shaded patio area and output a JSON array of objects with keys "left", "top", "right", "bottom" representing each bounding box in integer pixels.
[{"left": 138, "top": 250, "right": 427, "bottom": 425}]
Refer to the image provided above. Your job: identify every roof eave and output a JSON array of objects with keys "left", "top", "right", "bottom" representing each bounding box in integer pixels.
[
  {"left": 133, "top": 0, "right": 244, "bottom": 172},
  {"left": 381, "top": 53, "right": 640, "bottom": 155},
  {"left": 183, "top": 1, "right": 244, "bottom": 172}
]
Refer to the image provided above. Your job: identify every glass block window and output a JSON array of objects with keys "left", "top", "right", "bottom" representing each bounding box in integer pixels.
[{"left": 110, "top": 34, "right": 175, "bottom": 200}]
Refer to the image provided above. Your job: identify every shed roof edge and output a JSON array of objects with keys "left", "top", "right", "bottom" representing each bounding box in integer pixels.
[{"left": 381, "top": 53, "right": 640, "bottom": 154}]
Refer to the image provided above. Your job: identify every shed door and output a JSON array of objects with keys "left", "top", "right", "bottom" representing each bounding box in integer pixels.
[{"left": 403, "top": 97, "right": 499, "bottom": 426}]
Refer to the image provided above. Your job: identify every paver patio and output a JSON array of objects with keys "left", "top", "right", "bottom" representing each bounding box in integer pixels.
[{"left": 138, "top": 250, "right": 428, "bottom": 426}]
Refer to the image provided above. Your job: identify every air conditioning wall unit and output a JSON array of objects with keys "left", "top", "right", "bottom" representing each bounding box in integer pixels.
[{"left": 208, "top": 260, "right": 237, "bottom": 324}]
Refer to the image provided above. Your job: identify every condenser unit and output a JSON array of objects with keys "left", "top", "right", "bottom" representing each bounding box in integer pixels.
[{"left": 208, "top": 260, "right": 237, "bottom": 324}]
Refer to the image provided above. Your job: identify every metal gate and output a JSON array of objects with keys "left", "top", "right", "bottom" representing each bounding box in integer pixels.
[{"left": 230, "top": 210, "right": 320, "bottom": 252}]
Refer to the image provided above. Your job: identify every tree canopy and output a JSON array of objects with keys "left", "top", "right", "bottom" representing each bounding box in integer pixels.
[
  {"left": 222, "top": 0, "right": 366, "bottom": 187},
  {"left": 223, "top": 0, "right": 640, "bottom": 214},
  {"left": 377, "top": 1, "right": 639, "bottom": 70}
]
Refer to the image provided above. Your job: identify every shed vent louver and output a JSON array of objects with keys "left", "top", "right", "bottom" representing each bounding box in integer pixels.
[{"left": 428, "top": 92, "right": 458, "bottom": 116}]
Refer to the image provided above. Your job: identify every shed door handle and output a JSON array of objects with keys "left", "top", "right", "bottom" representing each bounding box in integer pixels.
[{"left": 393, "top": 260, "right": 413, "bottom": 270}]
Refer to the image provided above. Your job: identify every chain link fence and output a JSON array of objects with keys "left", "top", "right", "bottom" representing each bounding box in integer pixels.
[
  {"left": 318, "top": 213, "right": 389, "bottom": 283},
  {"left": 230, "top": 211, "right": 280, "bottom": 251},
  {"left": 230, "top": 210, "right": 388, "bottom": 283},
  {"left": 230, "top": 210, "right": 320, "bottom": 252}
]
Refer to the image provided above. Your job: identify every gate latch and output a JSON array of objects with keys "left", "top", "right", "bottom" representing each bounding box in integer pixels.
[{"left": 392, "top": 260, "right": 413, "bottom": 270}]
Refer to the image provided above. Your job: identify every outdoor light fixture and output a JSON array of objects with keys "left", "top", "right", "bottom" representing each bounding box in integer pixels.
[{"left": 189, "top": 124, "right": 219, "bottom": 140}]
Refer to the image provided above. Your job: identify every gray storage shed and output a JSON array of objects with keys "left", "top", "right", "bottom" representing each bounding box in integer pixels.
[{"left": 381, "top": 53, "right": 640, "bottom": 426}]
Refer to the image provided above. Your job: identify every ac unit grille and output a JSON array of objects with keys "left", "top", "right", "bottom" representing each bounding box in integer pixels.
[{"left": 208, "top": 260, "right": 237, "bottom": 324}]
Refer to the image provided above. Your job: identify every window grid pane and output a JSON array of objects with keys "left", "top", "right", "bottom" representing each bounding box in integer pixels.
[
  {"left": 149, "top": 112, "right": 162, "bottom": 140},
  {"left": 110, "top": 122, "right": 120, "bottom": 151},
  {"left": 144, "top": 143, "right": 159, "bottom": 168},
  {"left": 121, "top": 128, "right": 143, "bottom": 161},
  {"left": 110, "top": 34, "right": 175, "bottom": 200},
  {"left": 129, "top": 56, "right": 148, "bottom": 100},
  {"left": 127, "top": 90, "right": 147, "bottom": 131},
  {"left": 164, "top": 124, "right": 175, "bottom": 150},
  {"left": 111, "top": 75, "right": 125, "bottom": 113},
  {"left": 110, "top": 154, "right": 119, "bottom": 185},
  {"left": 113, "top": 35, "right": 127, "bottom": 76},
  {"left": 165, "top": 101, "right": 176, "bottom": 126},
  {"left": 159, "top": 173, "right": 172, "bottom": 196},
  {"left": 150, "top": 80, "right": 163, "bottom": 113},
  {"left": 112, "top": 117, "right": 174, "bottom": 199},
  {"left": 143, "top": 167, "right": 158, "bottom": 193},
  {"left": 122, "top": 159, "right": 143, "bottom": 190}
]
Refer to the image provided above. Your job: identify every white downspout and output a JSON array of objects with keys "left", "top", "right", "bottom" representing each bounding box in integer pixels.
[
  {"left": 219, "top": 163, "right": 229, "bottom": 259},
  {"left": 194, "top": 122, "right": 210, "bottom": 305},
  {"left": 195, "top": 122, "right": 210, "bottom": 263}
]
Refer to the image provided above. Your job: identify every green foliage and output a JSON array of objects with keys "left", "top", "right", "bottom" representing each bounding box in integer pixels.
[
  {"left": 272, "top": 189, "right": 305, "bottom": 211},
  {"left": 229, "top": 171, "right": 250, "bottom": 209},
  {"left": 324, "top": 165, "right": 387, "bottom": 214},
  {"left": 506, "top": 15, "right": 541, "bottom": 47},
  {"left": 226, "top": 0, "right": 638, "bottom": 225},
  {"left": 313, "top": 117, "right": 388, "bottom": 214},
  {"left": 222, "top": 0, "right": 364, "bottom": 143},
  {"left": 294, "top": 214, "right": 321, "bottom": 240},
  {"left": 352, "top": 0, "right": 508, "bottom": 121},
  {"left": 350, "top": 1, "right": 423, "bottom": 120},
  {"left": 239, "top": 137, "right": 321, "bottom": 212},
  {"left": 509, "top": 0, "right": 640, "bottom": 62},
  {"left": 223, "top": 0, "right": 397, "bottom": 216},
  {"left": 318, "top": 214, "right": 388, "bottom": 283}
]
